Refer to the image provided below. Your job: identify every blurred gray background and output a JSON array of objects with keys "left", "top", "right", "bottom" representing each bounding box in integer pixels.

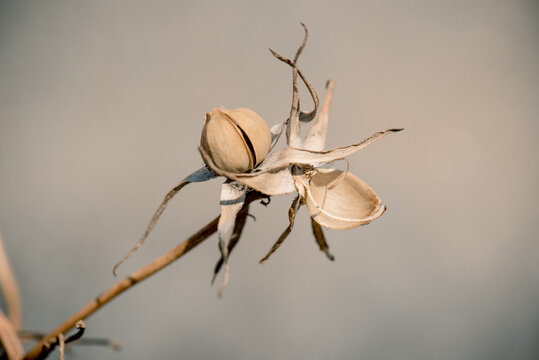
[{"left": 1, "top": 0, "right": 538, "bottom": 359}]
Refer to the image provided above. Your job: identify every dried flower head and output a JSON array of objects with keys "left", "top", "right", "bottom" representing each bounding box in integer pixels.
[{"left": 114, "top": 24, "right": 402, "bottom": 296}]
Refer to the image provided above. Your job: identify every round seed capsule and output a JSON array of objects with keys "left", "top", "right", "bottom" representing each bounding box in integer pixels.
[{"left": 200, "top": 108, "right": 271, "bottom": 173}]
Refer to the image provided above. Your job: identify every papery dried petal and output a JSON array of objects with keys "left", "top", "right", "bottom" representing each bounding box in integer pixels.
[
  {"left": 216, "top": 181, "right": 246, "bottom": 296},
  {"left": 302, "top": 169, "right": 386, "bottom": 230},
  {"left": 199, "top": 146, "right": 296, "bottom": 196},
  {"left": 259, "top": 128, "right": 403, "bottom": 170},
  {"left": 269, "top": 121, "right": 285, "bottom": 151},
  {"left": 303, "top": 80, "right": 334, "bottom": 152}
]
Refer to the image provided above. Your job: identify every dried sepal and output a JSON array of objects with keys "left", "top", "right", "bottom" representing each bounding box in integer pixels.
[
  {"left": 212, "top": 206, "right": 249, "bottom": 283},
  {"left": 216, "top": 181, "right": 247, "bottom": 296},
  {"left": 259, "top": 195, "right": 301, "bottom": 264},
  {"left": 303, "top": 168, "right": 386, "bottom": 230},
  {"left": 311, "top": 217, "right": 335, "bottom": 261},
  {"left": 257, "top": 128, "right": 402, "bottom": 171},
  {"left": 199, "top": 146, "right": 296, "bottom": 196},
  {"left": 113, "top": 166, "right": 217, "bottom": 276},
  {"left": 304, "top": 80, "right": 334, "bottom": 152}
]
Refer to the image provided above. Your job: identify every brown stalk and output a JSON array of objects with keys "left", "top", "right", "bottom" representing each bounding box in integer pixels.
[
  {"left": 22, "top": 218, "right": 218, "bottom": 360},
  {"left": 23, "top": 191, "right": 263, "bottom": 360},
  {"left": 0, "top": 232, "right": 22, "bottom": 330},
  {"left": 0, "top": 309, "right": 24, "bottom": 360}
]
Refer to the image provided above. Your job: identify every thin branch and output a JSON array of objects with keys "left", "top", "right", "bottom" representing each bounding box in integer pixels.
[
  {"left": 18, "top": 331, "right": 121, "bottom": 351},
  {"left": 23, "top": 191, "right": 264, "bottom": 360}
]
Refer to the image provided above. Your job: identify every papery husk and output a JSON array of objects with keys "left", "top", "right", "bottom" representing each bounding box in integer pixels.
[{"left": 304, "top": 169, "right": 386, "bottom": 230}]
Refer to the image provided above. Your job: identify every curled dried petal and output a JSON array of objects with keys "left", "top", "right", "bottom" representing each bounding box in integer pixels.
[
  {"left": 302, "top": 169, "right": 386, "bottom": 230},
  {"left": 113, "top": 166, "right": 216, "bottom": 276},
  {"left": 259, "top": 128, "right": 403, "bottom": 171},
  {"left": 199, "top": 146, "right": 296, "bottom": 196},
  {"left": 304, "top": 80, "right": 334, "bottom": 151}
]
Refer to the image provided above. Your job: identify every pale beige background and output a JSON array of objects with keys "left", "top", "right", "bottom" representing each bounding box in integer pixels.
[{"left": 1, "top": 1, "right": 538, "bottom": 359}]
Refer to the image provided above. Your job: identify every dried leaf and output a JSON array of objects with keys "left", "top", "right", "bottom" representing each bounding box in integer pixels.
[
  {"left": 303, "top": 169, "right": 386, "bottom": 230},
  {"left": 259, "top": 195, "right": 301, "bottom": 264}
]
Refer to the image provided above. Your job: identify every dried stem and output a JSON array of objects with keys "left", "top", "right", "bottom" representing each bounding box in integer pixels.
[
  {"left": 57, "top": 334, "right": 64, "bottom": 360},
  {"left": 18, "top": 331, "right": 120, "bottom": 350},
  {"left": 23, "top": 191, "right": 263, "bottom": 360},
  {"left": 0, "top": 231, "right": 22, "bottom": 330},
  {"left": 0, "top": 309, "right": 24, "bottom": 360},
  {"left": 23, "top": 217, "right": 217, "bottom": 359}
]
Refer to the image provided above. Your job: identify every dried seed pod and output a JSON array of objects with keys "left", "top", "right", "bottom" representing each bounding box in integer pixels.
[
  {"left": 201, "top": 108, "right": 271, "bottom": 173},
  {"left": 305, "top": 169, "right": 386, "bottom": 230}
]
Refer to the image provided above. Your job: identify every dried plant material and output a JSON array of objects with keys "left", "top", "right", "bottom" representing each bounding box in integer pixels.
[
  {"left": 201, "top": 108, "right": 271, "bottom": 173},
  {"left": 259, "top": 195, "right": 301, "bottom": 264},
  {"left": 57, "top": 334, "right": 64, "bottom": 360},
  {"left": 311, "top": 218, "right": 334, "bottom": 261},
  {"left": 304, "top": 80, "right": 334, "bottom": 151},
  {"left": 0, "top": 232, "right": 22, "bottom": 330},
  {"left": 199, "top": 146, "right": 296, "bottom": 196},
  {"left": 113, "top": 167, "right": 216, "bottom": 275},
  {"left": 21, "top": 22, "right": 403, "bottom": 360},
  {"left": 303, "top": 169, "right": 386, "bottom": 230},
  {"left": 0, "top": 309, "right": 24, "bottom": 360},
  {"left": 212, "top": 207, "right": 249, "bottom": 283},
  {"left": 113, "top": 23, "right": 402, "bottom": 298},
  {"left": 216, "top": 182, "right": 247, "bottom": 296}
]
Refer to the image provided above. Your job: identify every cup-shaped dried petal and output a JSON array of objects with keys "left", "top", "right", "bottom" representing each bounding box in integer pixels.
[
  {"left": 201, "top": 108, "right": 271, "bottom": 173},
  {"left": 304, "top": 169, "right": 386, "bottom": 230}
]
